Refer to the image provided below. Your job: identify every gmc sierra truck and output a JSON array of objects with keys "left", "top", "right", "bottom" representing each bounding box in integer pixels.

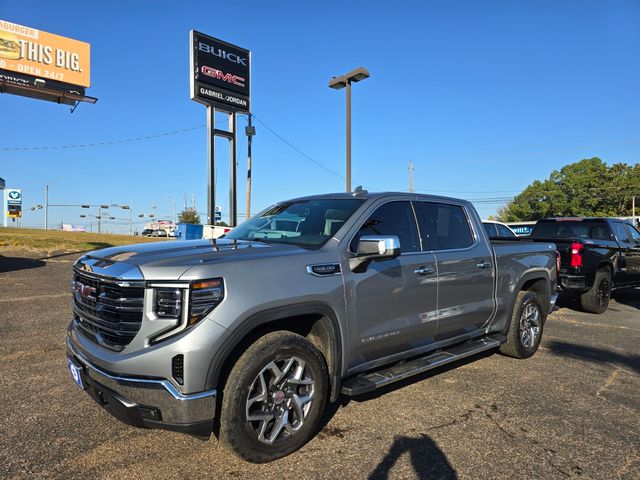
[
  {"left": 530, "top": 217, "right": 640, "bottom": 313},
  {"left": 66, "top": 191, "right": 557, "bottom": 463}
]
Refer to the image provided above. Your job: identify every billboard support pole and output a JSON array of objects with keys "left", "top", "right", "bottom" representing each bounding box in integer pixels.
[
  {"left": 2, "top": 191, "right": 6, "bottom": 228},
  {"left": 229, "top": 112, "right": 237, "bottom": 227},
  {"left": 207, "top": 105, "right": 216, "bottom": 226}
]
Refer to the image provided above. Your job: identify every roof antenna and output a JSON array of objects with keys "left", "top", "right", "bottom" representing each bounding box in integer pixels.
[{"left": 352, "top": 186, "right": 368, "bottom": 196}]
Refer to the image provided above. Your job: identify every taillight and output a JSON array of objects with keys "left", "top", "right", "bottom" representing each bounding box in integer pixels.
[
  {"left": 570, "top": 242, "right": 583, "bottom": 268},
  {"left": 556, "top": 250, "right": 561, "bottom": 272}
]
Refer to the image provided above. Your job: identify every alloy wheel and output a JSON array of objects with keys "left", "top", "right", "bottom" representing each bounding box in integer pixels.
[
  {"left": 519, "top": 302, "right": 541, "bottom": 349},
  {"left": 245, "top": 356, "right": 315, "bottom": 445}
]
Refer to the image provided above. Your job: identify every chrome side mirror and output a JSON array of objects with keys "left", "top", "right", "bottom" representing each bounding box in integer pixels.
[{"left": 351, "top": 235, "right": 401, "bottom": 272}]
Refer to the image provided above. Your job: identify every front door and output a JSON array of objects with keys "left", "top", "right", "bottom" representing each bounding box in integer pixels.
[
  {"left": 622, "top": 223, "right": 640, "bottom": 285},
  {"left": 342, "top": 200, "right": 438, "bottom": 371}
]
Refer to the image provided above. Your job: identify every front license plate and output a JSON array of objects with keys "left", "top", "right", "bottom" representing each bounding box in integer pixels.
[{"left": 68, "top": 358, "right": 85, "bottom": 389}]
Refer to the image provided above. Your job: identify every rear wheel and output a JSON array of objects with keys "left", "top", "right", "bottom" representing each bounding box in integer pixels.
[
  {"left": 219, "top": 331, "right": 328, "bottom": 463},
  {"left": 500, "top": 290, "right": 545, "bottom": 359},
  {"left": 580, "top": 268, "right": 611, "bottom": 314}
]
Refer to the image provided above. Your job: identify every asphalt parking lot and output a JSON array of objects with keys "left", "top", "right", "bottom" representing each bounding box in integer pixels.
[{"left": 1, "top": 250, "right": 638, "bottom": 480}]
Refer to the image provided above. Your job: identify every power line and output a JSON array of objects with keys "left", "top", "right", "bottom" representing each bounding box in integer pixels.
[
  {"left": 0, "top": 123, "right": 220, "bottom": 151},
  {"left": 250, "top": 114, "right": 346, "bottom": 181}
]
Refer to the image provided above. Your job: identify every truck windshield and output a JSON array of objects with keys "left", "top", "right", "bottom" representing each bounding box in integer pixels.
[
  {"left": 531, "top": 220, "right": 612, "bottom": 240},
  {"left": 223, "top": 198, "right": 365, "bottom": 247}
]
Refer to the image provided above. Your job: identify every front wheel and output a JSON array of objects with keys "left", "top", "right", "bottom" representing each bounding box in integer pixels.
[
  {"left": 219, "top": 331, "right": 328, "bottom": 463},
  {"left": 500, "top": 290, "right": 545, "bottom": 359}
]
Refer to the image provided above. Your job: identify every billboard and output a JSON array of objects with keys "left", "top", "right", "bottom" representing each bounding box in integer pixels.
[
  {"left": 0, "top": 19, "right": 90, "bottom": 87},
  {"left": 190, "top": 30, "right": 250, "bottom": 112}
]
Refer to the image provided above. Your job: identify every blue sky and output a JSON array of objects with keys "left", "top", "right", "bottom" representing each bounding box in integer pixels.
[{"left": 2, "top": 0, "right": 639, "bottom": 232}]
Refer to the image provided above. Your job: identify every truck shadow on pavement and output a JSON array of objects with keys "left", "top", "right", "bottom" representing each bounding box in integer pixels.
[
  {"left": 546, "top": 340, "right": 640, "bottom": 374},
  {"left": 368, "top": 434, "right": 458, "bottom": 480},
  {"left": 0, "top": 255, "right": 46, "bottom": 273},
  {"left": 611, "top": 288, "right": 640, "bottom": 311}
]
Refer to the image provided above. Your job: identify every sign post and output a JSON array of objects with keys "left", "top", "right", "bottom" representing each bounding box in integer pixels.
[{"left": 190, "top": 30, "right": 250, "bottom": 228}]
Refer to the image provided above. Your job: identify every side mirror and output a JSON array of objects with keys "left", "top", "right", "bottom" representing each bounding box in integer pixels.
[{"left": 351, "top": 235, "right": 401, "bottom": 272}]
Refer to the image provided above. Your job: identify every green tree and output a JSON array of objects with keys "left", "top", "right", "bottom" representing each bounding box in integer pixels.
[
  {"left": 178, "top": 208, "right": 201, "bottom": 224},
  {"left": 498, "top": 158, "right": 640, "bottom": 221}
]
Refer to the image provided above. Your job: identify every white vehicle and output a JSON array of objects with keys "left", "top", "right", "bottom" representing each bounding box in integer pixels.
[{"left": 482, "top": 220, "right": 517, "bottom": 238}]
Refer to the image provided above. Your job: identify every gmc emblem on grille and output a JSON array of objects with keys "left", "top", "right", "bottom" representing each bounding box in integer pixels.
[{"left": 73, "top": 281, "right": 96, "bottom": 301}]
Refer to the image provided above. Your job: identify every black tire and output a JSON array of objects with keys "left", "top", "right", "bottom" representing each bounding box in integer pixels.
[
  {"left": 580, "top": 268, "right": 611, "bottom": 314},
  {"left": 219, "top": 331, "right": 328, "bottom": 463},
  {"left": 499, "top": 290, "right": 545, "bottom": 359}
]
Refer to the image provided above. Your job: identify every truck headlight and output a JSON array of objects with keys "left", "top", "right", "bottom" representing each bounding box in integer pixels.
[
  {"left": 150, "top": 279, "right": 224, "bottom": 344},
  {"left": 189, "top": 279, "right": 224, "bottom": 325},
  {"left": 154, "top": 288, "right": 183, "bottom": 318}
]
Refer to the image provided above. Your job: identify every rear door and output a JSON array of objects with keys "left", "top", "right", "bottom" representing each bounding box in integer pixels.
[{"left": 414, "top": 201, "right": 494, "bottom": 341}]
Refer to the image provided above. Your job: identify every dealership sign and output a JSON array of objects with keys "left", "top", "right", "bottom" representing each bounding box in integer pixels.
[
  {"left": 190, "top": 30, "right": 250, "bottom": 112},
  {"left": 0, "top": 19, "right": 90, "bottom": 87}
]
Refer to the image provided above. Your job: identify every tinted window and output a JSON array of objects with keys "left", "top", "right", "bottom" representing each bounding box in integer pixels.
[
  {"left": 496, "top": 224, "right": 516, "bottom": 237},
  {"left": 351, "top": 201, "right": 420, "bottom": 253},
  {"left": 531, "top": 221, "right": 612, "bottom": 239},
  {"left": 612, "top": 222, "right": 630, "bottom": 243},
  {"left": 225, "top": 199, "right": 364, "bottom": 247},
  {"left": 483, "top": 223, "right": 497, "bottom": 237},
  {"left": 415, "top": 202, "right": 474, "bottom": 250},
  {"left": 625, "top": 224, "right": 640, "bottom": 244}
]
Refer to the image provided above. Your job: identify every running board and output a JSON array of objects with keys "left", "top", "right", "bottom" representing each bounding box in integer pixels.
[{"left": 341, "top": 336, "right": 503, "bottom": 396}]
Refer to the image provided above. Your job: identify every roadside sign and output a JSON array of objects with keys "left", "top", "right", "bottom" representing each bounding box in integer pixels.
[
  {"left": 6, "top": 188, "right": 22, "bottom": 217},
  {"left": 0, "top": 19, "right": 91, "bottom": 87},
  {"left": 190, "top": 30, "right": 250, "bottom": 112}
]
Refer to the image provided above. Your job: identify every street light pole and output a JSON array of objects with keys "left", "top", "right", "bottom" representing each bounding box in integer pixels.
[{"left": 329, "top": 67, "right": 370, "bottom": 193}]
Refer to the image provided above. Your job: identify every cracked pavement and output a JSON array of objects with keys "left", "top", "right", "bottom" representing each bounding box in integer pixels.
[{"left": 0, "top": 250, "right": 638, "bottom": 479}]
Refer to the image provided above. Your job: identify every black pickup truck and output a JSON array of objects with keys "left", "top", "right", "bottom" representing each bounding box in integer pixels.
[{"left": 529, "top": 218, "right": 640, "bottom": 313}]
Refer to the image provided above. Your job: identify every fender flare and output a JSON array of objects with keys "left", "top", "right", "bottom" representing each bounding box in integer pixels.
[
  {"left": 206, "top": 302, "right": 344, "bottom": 402},
  {"left": 491, "top": 270, "right": 552, "bottom": 336}
]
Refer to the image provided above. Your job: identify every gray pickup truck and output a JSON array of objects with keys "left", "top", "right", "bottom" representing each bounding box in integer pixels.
[{"left": 66, "top": 191, "right": 557, "bottom": 462}]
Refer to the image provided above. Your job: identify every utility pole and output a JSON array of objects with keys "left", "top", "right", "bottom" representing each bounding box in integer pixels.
[
  {"left": 409, "top": 160, "right": 414, "bottom": 193},
  {"left": 98, "top": 207, "right": 101, "bottom": 234},
  {"left": 44, "top": 185, "right": 49, "bottom": 230},
  {"left": 633, "top": 195, "right": 636, "bottom": 226},
  {"left": 245, "top": 113, "right": 255, "bottom": 220}
]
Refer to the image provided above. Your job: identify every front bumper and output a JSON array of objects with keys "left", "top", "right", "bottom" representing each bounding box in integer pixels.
[{"left": 67, "top": 339, "right": 216, "bottom": 438}]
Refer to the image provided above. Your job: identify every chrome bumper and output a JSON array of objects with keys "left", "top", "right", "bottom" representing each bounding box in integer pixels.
[{"left": 67, "top": 339, "right": 216, "bottom": 434}]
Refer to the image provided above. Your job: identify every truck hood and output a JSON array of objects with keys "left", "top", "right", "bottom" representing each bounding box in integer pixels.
[{"left": 76, "top": 239, "right": 315, "bottom": 280}]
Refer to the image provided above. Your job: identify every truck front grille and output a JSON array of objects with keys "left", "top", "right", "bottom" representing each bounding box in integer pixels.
[{"left": 72, "top": 269, "right": 145, "bottom": 351}]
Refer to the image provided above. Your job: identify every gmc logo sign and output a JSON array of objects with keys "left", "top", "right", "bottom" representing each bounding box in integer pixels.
[
  {"left": 73, "top": 281, "right": 96, "bottom": 301},
  {"left": 201, "top": 66, "right": 245, "bottom": 87}
]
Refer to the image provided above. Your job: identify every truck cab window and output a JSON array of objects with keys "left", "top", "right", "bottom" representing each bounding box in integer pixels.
[
  {"left": 415, "top": 202, "right": 474, "bottom": 250},
  {"left": 350, "top": 201, "right": 420, "bottom": 253},
  {"left": 613, "top": 222, "right": 631, "bottom": 244},
  {"left": 627, "top": 224, "right": 640, "bottom": 245}
]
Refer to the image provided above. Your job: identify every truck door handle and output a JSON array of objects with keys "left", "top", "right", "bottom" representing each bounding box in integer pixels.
[
  {"left": 414, "top": 267, "right": 435, "bottom": 276},
  {"left": 476, "top": 261, "right": 491, "bottom": 269}
]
